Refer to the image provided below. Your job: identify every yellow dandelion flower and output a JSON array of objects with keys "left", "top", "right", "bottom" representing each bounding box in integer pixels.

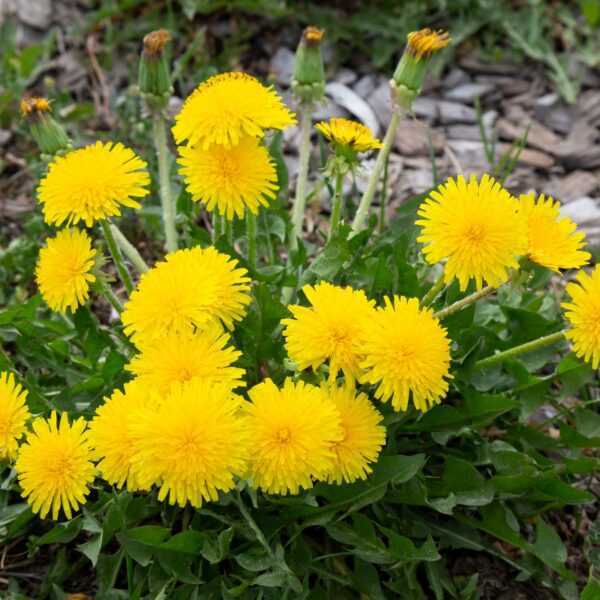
[
  {"left": 87, "top": 380, "right": 160, "bottom": 490},
  {"left": 36, "top": 228, "right": 97, "bottom": 314},
  {"left": 172, "top": 72, "right": 297, "bottom": 149},
  {"left": 518, "top": 192, "right": 590, "bottom": 272},
  {"left": 323, "top": 383, "right": 386, "bottom": 484},
  {"left": 15, "top": 412, "right": 95, "bottom": 520},
  {"left": 129, "top": 380, "right": 250, "bottom": 507},
  {"left": 244, "top": 378, "right": 343, "bottom": 494},
  {"left": 406, "top": 28, "right": 451, "bottom": 61},
  {"left": 122, "top": 246, "right": 251, "bottom": 346},
  {"left": 126, "top": 325, "right": 245, "bottom": 396},
  {"left": 416, "top": 174, "right": 527, "bottom": 291},
  {"left": 37, "top": 141, "right": 150, "bottom": 227},
  {"left": 178, "top": 135, "right": 278, "bottom": 220},
  {"left": 0, "top": 372, "right": 31, "bottom": 461},
  {"left": 360, "top": 296, "right": 452, "bottom": 412},
  {"left": 315, "top": 118, "right": 383, "bottom": 153},
  {"left": 20, "top": 96, "right": 52, "bottom": 115},
  {"left": 563, "top": 266, "right": 600, "bottom": 369},
  {"left": 282, "top": 282, "right": 376, "bottom": 382}
]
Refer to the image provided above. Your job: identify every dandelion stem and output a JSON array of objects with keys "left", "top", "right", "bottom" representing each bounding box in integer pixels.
[
  {"left": 212, "top": 211, "right": 222, "bottom": 242},
  {"left": 153, "top": 114, "right": 178, "bottom": 254},
  {"left": 329, "top": 171, "right": 344, "bottom": 240},
  {"left": 100, "top": 220, "right": 135, "bottom": 295},
  {"left": 109, "top": 223, "right": 149, "bottom": 273},
  {"left": 97, "top": 279, "right": 124, "bottom": 314},
  {"left": 474, "top": 330, "right": 568, "bottom": 370},
  {"left": 421, "top": 274, "right": 446, "bottom": 307},
  {"left": 224, "top": 216, "right": 233, "bottom": 245},
  {"left": 246, "top": 210, "right": 257, "bottom": 269},
  {"left": 351, "top": 107, "right": 402, "bottom": 235},
  {"left": 434, "top": 285, "right": 495, "bottom": 320},
  {"left": 290, "top": 103, "right": 313, "bottom": 251}
]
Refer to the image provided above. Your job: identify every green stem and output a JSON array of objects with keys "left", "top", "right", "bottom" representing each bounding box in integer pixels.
[
  {"left": 378, "top": 151, "right": 391, "bottom": 231},
  {"left": 97, "top": 279, "right": 124, "bottom": 314},
  {"left": 212, "top": 211, "right": 222, "bottom": 242},
  {"left": 181, "top": 503, "right": 192, "bottom": 532},
  {"left": 421, "top": 274, "right": 445, "bottom": 307},
  {"left": 328, "top": 171, "right": 344, "bottom": 240},
  {"left": 153, "top": 114, "right": 178, "bottom": 253},
  {"left": 109, "top": 223, "right": 149, "bottom": 273},
  {"left": 246, "top": 209, "right": 257, "bottom": 268},
  {"left": 290, "top": 103, "right": 313, "bottom": 251},
  {"left": 351, "top": 107, "right": 402, "bottom": 235},
  {"left": 100, "top": 220, "right": 134, "bottom": 295},
  {"left": 434, "top": 285, "right": 495, "bottom": 321},
  {"left": 474, "top": 330, "right": 568, "bottom": 371},
  {"left": 224, "top": 216, "right": 233, "bottom": 245}
]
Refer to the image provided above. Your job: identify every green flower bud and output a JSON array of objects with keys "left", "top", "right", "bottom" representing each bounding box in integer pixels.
[
  {"left": 21, "top": 97, "right": 70, "bottom": 156},
  {"left": 391, "top": 28, "right": 450, "bottom": 111},
  {"left": 292, "top": 27, "right": 325, "bottom": 104},
  {"left": 139, "top": 29, "right": 173, "bottom": 111}
]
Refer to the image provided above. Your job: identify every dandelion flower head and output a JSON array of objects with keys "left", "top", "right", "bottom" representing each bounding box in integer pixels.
[
  {"left": 15, "top": 411, "right": 95, "bottom": 520},
  {"left": 126, "top": 324, "right": 245, "bottom": 395},
  {"left": 563, "top": 266, "right": 600, "bottom": 369},
  {"left": 37, "top": 141, "right": 150, "bottom": 227},
  {"left": 360, "top": 296, "right": 452, "bottom": 412},
  {"left": 36, "top": 228, "right": 97, "bottom": 314},
  {"left": 406, "top": 28, "right": 451, "bottom": 61},
  {"left": 178, "top": 135, "right": 278, "bottom": 220},
  {"left": 324, "top": 383, "right": 386, "bottom": 484},
  {"left": 416, "top": 174, "right": 527, "bottom": 291},
  {"left": 129, "top": 380, "right": 250, "bottom": 507},
  {"left": 519, "top": 192, "right": 590, "bottom": 272},
  {"left": 122, "top": 246, "right": 251, "bottom": 346},
  {"left": 244, "top": 378, "right": 343, "bottom": 494},
  {"left": 0, "top": 371, "right": 31, "bottom": 461},
  {"left": 315, "top": 118, "right": 383, "bottom": 153},
  {"left": 282, "top": 282, "right": 376, "bottom": 381},
  {"left": 172, "top": 72, "right": 296, "bottom": 149},
  {"left": 87, "top": 380, "right": 160, "bottom": 490}
]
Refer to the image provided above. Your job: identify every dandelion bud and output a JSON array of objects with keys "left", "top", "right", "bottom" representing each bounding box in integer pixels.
[
  {"left": 138, "top": 29, "right": 173, "bottom": 110},
  {"left": 20, "top": 97, "right": 70, "bottom": 156},
  {"left": 391, "top": 28, "right": 450, "bottom": 111},
  {"left": 292, "top": 26, "right": 325, "bottom": 104}
]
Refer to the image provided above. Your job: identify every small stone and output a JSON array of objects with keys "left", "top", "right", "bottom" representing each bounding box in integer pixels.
[
  {"left": 535, "top": 93, "right": 560, "bottom": 107},
  {"left": 543, "top": 171, "right": 598, "bottom": 203},
  {"left": 353, "top": 74, "right": 378, "bottom": 99},
  {"left": 0, "top": 129, "right": 11, "bottom": 146},
  {"left": 269, "top": 47, "right": 295, "bottom": 87},
  {"left": 445, "top": 125, "right": 482, "bottom": 141},
  {"left": 394, "top": 120, "right": 444, "bottom": 156},
  {"left": 447, "top": 140, "right": 488, "bottom": 171},
  {"left": 312, "top": 102, "right": 348, "bottom": 122},
  {"left": 495, "top": 118, "right": 562, "bottom": 153},
  {"left": 412, "top": 97, "right": 437, "bottom": 121},
  {"left": 443, "top": 67, "right": 470, "bottom": 89},
  {"left": 445, "top": 82, "right": 494, "bottom": 103},
  {"left": 334, "top": 68, "right": 357, "bottom": 86},
  {"left": 475, "top": 75, "right": 531, "bottom": 96},
  {"left": 16, "top": 0, "right": 52, "bottom": 29},
  {"left": 366, "top": 82, "right": 392, "bottom": 128},
  {"left": 459, "top": 54, "right": 520, "bottom": 75},
  {"left": 560, "top": 196, "right": 600, "bottom": 226},
  {"left": 437, "top": 101, "right": 477, "bottom": 124},
  {"left": 497, "top": 144, "right": 554, "bottom": 169}
]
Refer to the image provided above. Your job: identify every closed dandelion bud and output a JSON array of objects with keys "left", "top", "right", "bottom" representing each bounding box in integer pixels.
[
  {"left": 20, "top": 97, "right": 70, "bottom": 156},
  {"left": 139, "top": 29, "right": 173, "bottom": 110},
  {"left": 391, "top": 28, "right": 450, "bottom": 111},
  {"left": 292, "top": 26, "right": 325, "bottom": 103}
]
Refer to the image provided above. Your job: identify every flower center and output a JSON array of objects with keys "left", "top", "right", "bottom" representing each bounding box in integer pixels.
[
  {"left": 276, "top": 428, "right": 291, "bottom": 444},
  {"left": 465, "top": 223, "right": 486, "bottom": 243}
]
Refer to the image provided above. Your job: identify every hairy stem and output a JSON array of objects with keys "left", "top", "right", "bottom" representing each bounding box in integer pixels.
[
  {"left": 153, "top": 114, "right": 178, "bottom": 253},
  {"left": 247, "top": 209, "right": 257, "bottom": 268},
  {"left": 328, "top": 171, "right": 344, "bottom": 240},
  {"left": 421, "top": 273, "right": 446, "bottom": 307},
  {"left": 290, "top": 103, "right": 313, "bottom": 251},
  {"left": 100, "top": 220, "right": 134, "bottom": 295},
  {"left": 474, "top": 330, "right": 568, "bottom": 370},
  {"left": 434, "top": 285, "right": 495, "bottom": 320},
  {"left": 109, "top": 223, "right": 149, "bottom": 273},
  {"left": 352, "top": 107, "right": 402, "bottom": 235},
  {"left": 97, "top": 279, "right": 124, "bottom": 314}
]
